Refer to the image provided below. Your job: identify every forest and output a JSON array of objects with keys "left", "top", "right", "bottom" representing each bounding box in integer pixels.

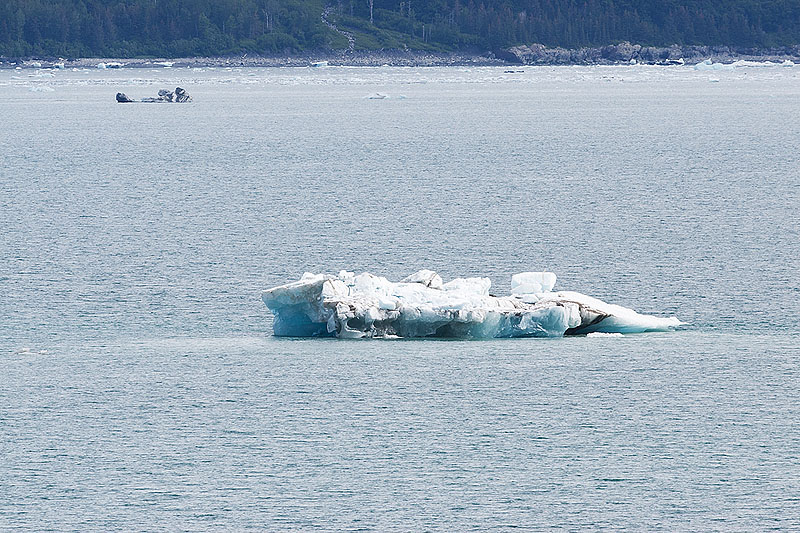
[{"left": 2, "top": 0, "right": 799, "bottom": 58}]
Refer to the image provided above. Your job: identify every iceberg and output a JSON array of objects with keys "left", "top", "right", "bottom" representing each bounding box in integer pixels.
[
  {"left": 261, "top": 270, "right": 682, "bottom": 339},
  {"left": 693, "top": 59, "right": 735, "bottom": 71}
]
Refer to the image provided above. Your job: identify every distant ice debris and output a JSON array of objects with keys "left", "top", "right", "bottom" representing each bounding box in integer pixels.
[
  {"left": 731, "top": 59, "right": 795, "bottom": 68},
  {"left": 30, "top": 86, "right": 55, "bottom": 92},
  {"left": 364, "top": 93, "right": 407, "bottom": 100},
  {"left": 261, "top": 270, "right": 682, "bottom": 339},
  {"left": 15, "top": 347, "right": 49, "bottom": 354},
  {"left": 693, "top": 58, "right": 793, "bottom": 71},
  {"left": 587, "top": 332, "right": 624, "bottom": 338}
]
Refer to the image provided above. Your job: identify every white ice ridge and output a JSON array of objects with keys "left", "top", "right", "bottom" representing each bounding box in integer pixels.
[{"left": 261, "top": 270, "right": 683, "bottom": 339}]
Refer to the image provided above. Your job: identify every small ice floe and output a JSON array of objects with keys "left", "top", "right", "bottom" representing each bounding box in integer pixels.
[
  {"left": 693, "top": 59, "right": 735, "bottom": 71},
  {"left": 365, "top": 92, "right": 389, "bottom": 99},
  {"left": 117, "top": 87, "right": 192, "bottom": 103},
  {"left": 310, "top": 60, "right": 329, "bottom": 68},
  {"left": 587, "top": 332, "right": 624, "bottom": 338},
  {"left": 29, "top": 61, "right": 42, "bottom": 68},
  {"left": 708, "top": 77, "right": 720, "bottom": 83},
  {"left": 155, "top": 61, "right": 174, "bottom": 68},
  {"left": 30, "top": 86, "right": 55, "bottom": 92},
  {"left": 15, "top": 347, "right": 49, "bottom": 354},
  {"left": 53, "top": 62, "right": 65, "bottom": 69}
]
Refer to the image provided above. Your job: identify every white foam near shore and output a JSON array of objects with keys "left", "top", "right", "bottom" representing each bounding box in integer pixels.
[{"left": 261, "top": 270, "right": 682, "bottom": 339}]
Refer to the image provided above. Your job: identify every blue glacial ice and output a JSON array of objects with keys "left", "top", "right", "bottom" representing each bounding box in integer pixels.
[
  {"left": 693, "top": 59, "right": 736, "bottom": 71},
  {"left": 261, "top": 270, "right": 682, "bottom": 339}
]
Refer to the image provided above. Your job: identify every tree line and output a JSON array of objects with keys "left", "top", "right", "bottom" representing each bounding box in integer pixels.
[{"left": 1, "top": 0, "right": 798, "bottom": 58}]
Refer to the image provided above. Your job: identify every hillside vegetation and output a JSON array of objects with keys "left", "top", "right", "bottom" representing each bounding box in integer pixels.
[{"left": 2, "top": 0, "right": 799, "bottom": 58}]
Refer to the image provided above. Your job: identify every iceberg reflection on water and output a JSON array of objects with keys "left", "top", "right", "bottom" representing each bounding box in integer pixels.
[{"left": 262, "top": 270, "right": 682, "bottom": 339}]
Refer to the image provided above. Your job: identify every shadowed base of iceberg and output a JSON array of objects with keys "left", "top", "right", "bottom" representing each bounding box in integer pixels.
[{"left": 261, "top": 270, "right": 682, "bottom": 339}]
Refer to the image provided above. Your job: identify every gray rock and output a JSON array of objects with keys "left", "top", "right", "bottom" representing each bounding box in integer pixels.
[
  {"left": 115, "top": 92, "right": 134, "bottom": 103},
  {"left": 601, "top": 42, "right": 641, "bottom": 61}
]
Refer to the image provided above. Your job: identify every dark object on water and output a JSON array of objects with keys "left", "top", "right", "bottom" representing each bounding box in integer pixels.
[
  {"left": 174, "top": 87, "right": 191, "bottom": 102},
  {"left": 116, "top": 87, "right": 192, "bottom": 103}
]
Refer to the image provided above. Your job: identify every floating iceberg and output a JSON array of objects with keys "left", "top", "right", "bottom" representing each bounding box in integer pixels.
[
  {"left": 693, "top": 59, "right": 735, "bottom": 71},
  {"left": 261, "top": 270, "right": 682, "bottom": 339}
]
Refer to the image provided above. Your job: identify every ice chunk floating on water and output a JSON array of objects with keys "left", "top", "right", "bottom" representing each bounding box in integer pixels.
[
  {"left": 261, "top": 270, "right": 682, "bottom": 338},
  {"left": 693, "top": 59, "right": 735, "bottom": 71}
]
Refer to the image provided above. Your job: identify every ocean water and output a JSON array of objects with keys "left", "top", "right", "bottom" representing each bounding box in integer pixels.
[{"left": 1, "top": 64, "right": 799, "bottom": 529}]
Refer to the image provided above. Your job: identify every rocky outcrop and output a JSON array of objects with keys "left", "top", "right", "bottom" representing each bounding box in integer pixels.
[
  {"left": 115, "top": 92, "right": 134, "bottom": 103},
  {"left": 505, "top": 42, "right": 800, "bottom": 65}
]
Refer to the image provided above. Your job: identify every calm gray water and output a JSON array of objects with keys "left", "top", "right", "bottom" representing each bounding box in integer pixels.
[{"left": 2, "top": 65, "right": 799, "bottom": 530}]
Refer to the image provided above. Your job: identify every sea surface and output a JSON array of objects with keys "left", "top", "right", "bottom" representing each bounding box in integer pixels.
[{"left": 1, "top": 64, "right": 799, "bottom": 530}]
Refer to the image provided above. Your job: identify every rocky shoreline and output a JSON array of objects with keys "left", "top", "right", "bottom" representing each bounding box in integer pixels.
[
  {"left": 502, "top": 42, "right": 800, "bottom": 65},
  {"left": 2, "top": 43, "right": 799, "bottom": 69}
]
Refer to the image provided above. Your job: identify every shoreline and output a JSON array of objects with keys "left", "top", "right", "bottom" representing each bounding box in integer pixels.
[{"left": 2, "top": 43, "right": 799, "bottom": 69}]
